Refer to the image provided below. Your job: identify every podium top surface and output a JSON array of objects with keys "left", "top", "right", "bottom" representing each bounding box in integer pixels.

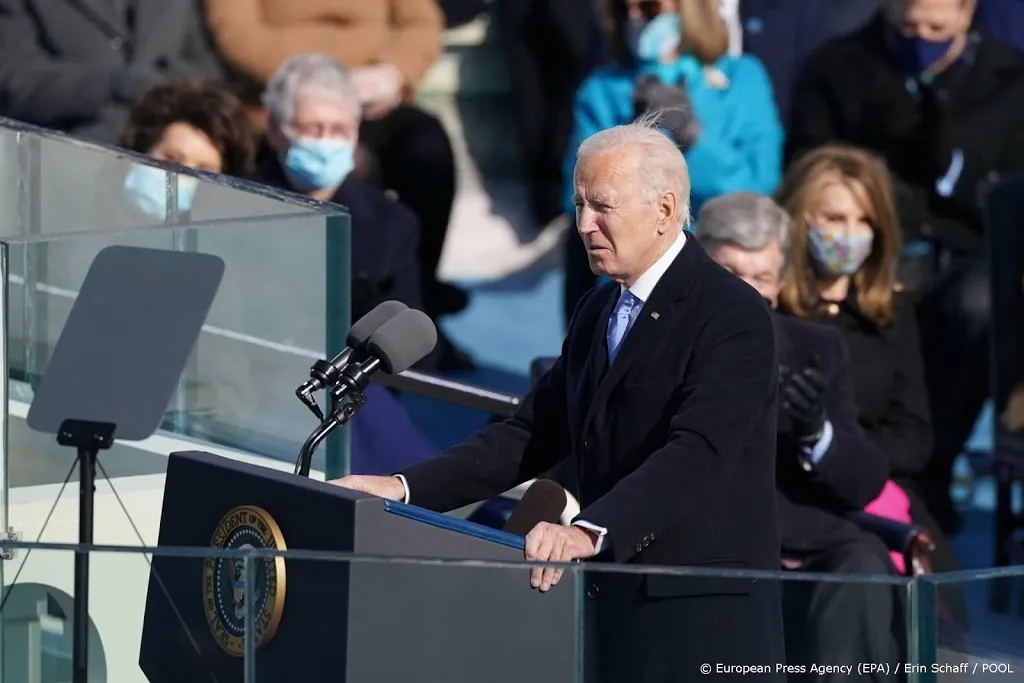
[
  {"left": 163, "top": 450, "right": 527, "bottom": 554},
  {"left": 382, "top": 500, "right": 525, "bottom": 551}
]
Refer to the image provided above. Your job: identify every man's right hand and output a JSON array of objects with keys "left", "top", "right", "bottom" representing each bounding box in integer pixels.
[{"left": 328, "top": 475, "right": 406, "bottom": 501}]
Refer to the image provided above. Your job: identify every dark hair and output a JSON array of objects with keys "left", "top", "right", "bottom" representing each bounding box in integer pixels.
[{"left": 119, "top": 79, "right": 255, "bottom": 177}]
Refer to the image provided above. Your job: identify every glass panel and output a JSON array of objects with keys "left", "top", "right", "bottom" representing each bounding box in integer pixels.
[
  {"left": 7, "top": 213, "right": 350, "bottom": 491},
  {"left": 0, "top": 543, "right": 921, "bottom": 683},
  {"left": 0, "top": 124, "right": 325, "bottom": 241},
  {"left": 0, "top": 122, "right": 352, "bottom": 499},
  {"left": 924, "top": 570, "right": 1024, "bottom": 680}
]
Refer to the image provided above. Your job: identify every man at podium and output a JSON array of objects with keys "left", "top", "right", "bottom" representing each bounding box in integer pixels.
[{"left": 332, "top": 116, "right": 784, "bottom": 683}]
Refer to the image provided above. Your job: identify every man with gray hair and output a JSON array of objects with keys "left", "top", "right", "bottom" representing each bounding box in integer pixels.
[
  {"left": 698, "top": 192, "right": 900, "bottom": 683},
  {"left": 252, "top": 53, "right": 469, "bottom": 369},
  {"left": 332, "top": 120, "right": 785, "bottom": 681}
]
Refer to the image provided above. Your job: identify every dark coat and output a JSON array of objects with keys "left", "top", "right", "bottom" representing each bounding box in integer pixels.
[
  {"left": 400, "top": 238, "right": 785, "bottom": 683},
  {"left": 773, "top": 313, "right": 889, "bottom": 554},
  {"left": 739, "top": 0, "right": 883, "bottom": 127},
  {"left": 253, "top": 154, "right": 425, "bottom": 317},
  {"left": 786, "top": 12, "right": 1024, "bottom": 253},
  {"left": 0, "top": 0, "right": 224, "bottom": 143}
]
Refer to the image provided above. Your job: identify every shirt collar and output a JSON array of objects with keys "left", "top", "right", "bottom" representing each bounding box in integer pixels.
[{"left": 621, "top": 231, "right": 687, "bottom": 303}]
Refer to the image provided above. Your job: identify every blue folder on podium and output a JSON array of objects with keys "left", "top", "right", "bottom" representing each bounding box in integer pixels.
[{"left": 139, "top": 450, "right": 578, "bottom": 683}]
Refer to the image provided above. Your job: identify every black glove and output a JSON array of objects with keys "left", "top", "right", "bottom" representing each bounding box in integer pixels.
[
  {"left": 781, "top": 355, "right": 828, "bottom": 444},
  {"left": 632, "top": 76, "right": 701, "bottom": 150}
]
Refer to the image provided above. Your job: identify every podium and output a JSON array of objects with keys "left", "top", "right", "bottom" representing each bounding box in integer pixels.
[{"left": 139, "top": 451, "right": 579, "bottom": 682}]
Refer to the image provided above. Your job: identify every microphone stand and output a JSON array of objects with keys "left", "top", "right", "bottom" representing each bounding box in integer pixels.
[{"left": 294, "top": 360, "right": 377, "bottom": 477}]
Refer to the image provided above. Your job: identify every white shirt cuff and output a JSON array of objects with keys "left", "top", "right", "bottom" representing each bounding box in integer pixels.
[
  {"left": 800, "top": 420, "right": 834, "bottom": 470},
  {"left": 394, "top": 474, "right": 410, "bottom": 503},
  {"left": 572, "top": 520, "right": 608, "bottom": 554}
]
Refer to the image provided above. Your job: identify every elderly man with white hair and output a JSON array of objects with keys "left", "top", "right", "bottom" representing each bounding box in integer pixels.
[
  {"left": 698, "top": 192, "right": 901, "bottom": 683},
  {"left": 332, "top": 119, "right": 785, "bottom": 682},
  {"left": 252, "top": 53, "right": 471, "bottom": 370}
]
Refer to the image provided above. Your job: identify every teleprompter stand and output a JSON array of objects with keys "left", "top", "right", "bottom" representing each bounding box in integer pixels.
[{"left": 26, "top": 245, "right": 224, "bottom": 683}]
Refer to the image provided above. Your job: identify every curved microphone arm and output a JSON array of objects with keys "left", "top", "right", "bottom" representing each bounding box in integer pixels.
[{"left": 294, "top": 372, "right": 370, "bottom": 478}]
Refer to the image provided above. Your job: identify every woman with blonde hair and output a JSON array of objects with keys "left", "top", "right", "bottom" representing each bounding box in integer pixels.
[{"left": 777, "top": 144, "right": 965, "bottom": 624}]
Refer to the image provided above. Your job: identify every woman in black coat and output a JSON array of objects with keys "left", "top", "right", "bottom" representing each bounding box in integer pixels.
[{"left": 776, "top": 144, "right": 966, "bottom": 626}]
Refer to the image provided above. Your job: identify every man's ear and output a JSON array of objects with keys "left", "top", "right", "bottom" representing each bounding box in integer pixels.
[{"left": 657, "top": 190, "right": 677, "bottom": 234}]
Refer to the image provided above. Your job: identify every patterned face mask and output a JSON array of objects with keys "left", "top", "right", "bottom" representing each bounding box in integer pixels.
[{"left": 806, "top": 222, "right": 874, "bottom": 276}]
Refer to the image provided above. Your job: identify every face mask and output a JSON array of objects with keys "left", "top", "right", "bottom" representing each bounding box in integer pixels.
[
  {"left": 624, "top": 13, "right": 681, "bottom": 63},
  {"left": 123, "top": 163, "right": 198, "bottom": 220},
  {"left": 283, "top": 138, "right": 355, "bottom": 191},
  {"left": 807, "top": 223, "right": 874, "bottom": 277},
  {"left": 891, "top": 32, "right": 954, "bottom": 76}
]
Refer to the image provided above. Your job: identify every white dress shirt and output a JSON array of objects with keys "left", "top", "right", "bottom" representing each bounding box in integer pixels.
[{"left": 398, "top": 232, "right": 689, "bottom": 555}]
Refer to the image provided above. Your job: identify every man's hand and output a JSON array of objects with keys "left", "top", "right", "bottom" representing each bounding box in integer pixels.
[
  {"left": 781, "top": 355, "right": 828, "bottom": 443},
  {"left": 351, "top": 64, "right": 404, "bottom": 120},
  {"left": 524, "top": 522, "right": 597, "bottom": 592},
  {"left": 328, "top": 474, "right": 406, "bottom": 501}
]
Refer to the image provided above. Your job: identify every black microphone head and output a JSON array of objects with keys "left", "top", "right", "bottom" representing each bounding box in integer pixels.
[
  {"left": 365, "top": 309, "right": 438, "bottom": 374},
  {"left": 346, "top": 300, "right": 408, "bottom": 348},
  {"left": 502, "top": 479, "right": 567, "bottom": 536}
]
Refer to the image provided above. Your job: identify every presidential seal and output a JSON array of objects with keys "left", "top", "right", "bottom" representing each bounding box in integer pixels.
[{"left": 202, "top": 505, "right": 287, "bottom": 656}]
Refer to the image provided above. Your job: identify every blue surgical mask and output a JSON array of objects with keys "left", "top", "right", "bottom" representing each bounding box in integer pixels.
[
  {"left": 624, "top": 13, "right": 682, "bottom": 64},
  {"left": 123, "top": 163, "right": 198, "bottom": 220},
  {"left": 283, "top": 138, "right": 355, "bottom": 191},
  {"left": 891, "top": 32, "right": 954, "bottom": 77}
]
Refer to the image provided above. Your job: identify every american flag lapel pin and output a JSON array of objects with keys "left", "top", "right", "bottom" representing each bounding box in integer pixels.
[{"left": 650, "top": 311, "right": 660, "bottom": 320}]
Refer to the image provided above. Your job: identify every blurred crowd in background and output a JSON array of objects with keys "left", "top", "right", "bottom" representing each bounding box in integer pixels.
[{"left": 1, "top": 0, "right": 1023, "bottom": 671}]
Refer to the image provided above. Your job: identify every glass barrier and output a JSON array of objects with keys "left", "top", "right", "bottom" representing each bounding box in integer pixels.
[
  {"left": 0, "top": 120, "right": 352, "bottom": 508},
  {"left": 918, "top": 570, "right": 1024, "bottom": 681},
  {"left": 0, "top": 540, "right": 932, "bottom": 683}
]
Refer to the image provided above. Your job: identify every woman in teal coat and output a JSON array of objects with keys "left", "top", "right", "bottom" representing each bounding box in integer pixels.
[{"left": 563, "top": 0, "right": 784, "bottom": 321}]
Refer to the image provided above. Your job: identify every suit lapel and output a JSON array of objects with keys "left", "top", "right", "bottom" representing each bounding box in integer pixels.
[
  {"left": 586, "top": 238, "right": 703, "bottom": 419},
  {"left": 587, "top": 285, "right": 617, "bottom": 389}
]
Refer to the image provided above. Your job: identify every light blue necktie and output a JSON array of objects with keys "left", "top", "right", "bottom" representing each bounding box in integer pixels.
[{"left": 606, "top": 290, "right": 639, "bottom": 364}]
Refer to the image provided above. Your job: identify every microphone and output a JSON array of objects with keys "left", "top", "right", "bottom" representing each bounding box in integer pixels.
[
  {"left": 332, "top": 308, "right": 439, "bottom": 399},
  {"left": 295, "top": 300, "right": 408, "bottom": 418},
  {"left": 294, "top": 308, "right": 438, "bottom": 477},
  {"left": 502, "top": 479, "right": 568, "bottom": 536}
]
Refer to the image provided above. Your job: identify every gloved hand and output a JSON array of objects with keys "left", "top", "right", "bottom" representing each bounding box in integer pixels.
[
  {"left": 781, "top": 355, "right": 828, "bottom": 444},
  {"left": 632, "top": 76, "right": 701, "bottom": 150}
]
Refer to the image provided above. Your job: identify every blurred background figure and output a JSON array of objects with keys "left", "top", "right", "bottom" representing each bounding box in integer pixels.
[
  {"left": 255, "top": 53, "right": 441, "bottom": 472},
  {"left": 697, "top": 192, "right": 901, "bottom": 683},
  {"left": 0, "top": 0, "right": 225, "bottom": 144},
  {"left": 120, "top": 79, "right": 254, "bottom": 177},
  {"left": 785, "top": 0, "right": 1024, "bottom": 533},
  {"left": 252, "top": 53, "right": 469, "bottom": 370},
  {"left": 719, "top": 0, "right": 884, "bottom": 128},
  {"left": 775, "top": 144, "right": 966, "bottom": 626},
  {"left": 118, "top": 79, "right": 253, "bottom": 222},
  {"left": 494, "top": 0, "right": 604, "bottom": 232},
  {"left": 205, "top": 0, "right": 467, "bottom": 324},
  {"left": 561, "top": 0, "right": 783, "bottom": 324}
]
